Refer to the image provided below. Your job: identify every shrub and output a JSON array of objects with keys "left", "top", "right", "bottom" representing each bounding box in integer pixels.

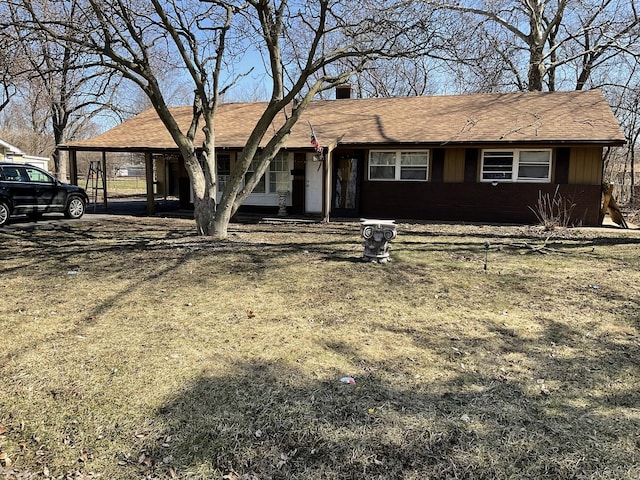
[{"left": 529, "top": 186, "right": 577, "bottom": 230}]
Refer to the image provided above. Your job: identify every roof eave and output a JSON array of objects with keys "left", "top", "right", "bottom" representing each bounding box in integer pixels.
[
  {"left": 58, "top": 138, "right": 626, "bottom": 152},
  {"left": 335, "top": 139, "right": 627, "bottom": 147}
]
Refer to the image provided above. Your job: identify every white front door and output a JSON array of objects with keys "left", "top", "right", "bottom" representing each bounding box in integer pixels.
[{"left": 305, "top": 156, "right": 323, "bottom": 214}]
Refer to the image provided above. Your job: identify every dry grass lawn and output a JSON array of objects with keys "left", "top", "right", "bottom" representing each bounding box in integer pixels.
[{"left": 1, "top": 215, "right": 639, "bottom": 479}]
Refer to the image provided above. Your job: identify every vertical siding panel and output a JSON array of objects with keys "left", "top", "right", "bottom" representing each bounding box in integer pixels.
[
  {"left": 578, "top": 149, "right": 587, "bottom": 184},
  {"left": 570, "top": 148, "right": 583, "bottom": 184},
  {"left": 570, "top": 147, "right": 603, "bottom": 185},
  {"left": 589, "top": 149, "right": 597, "bottom": 184},
  {"left": 585, "top": 149, "right": 592, "bottom": 183},
  {"left": 594, "top": 147, "right": 603, "bottom": 184},
  {"left": 444, "top": 148, "right": 465, "bottom": 182},
  {"left": 590, "top": 147, "right": 603, "bottom": 184}
]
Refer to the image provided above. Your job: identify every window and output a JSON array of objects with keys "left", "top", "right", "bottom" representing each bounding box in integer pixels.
[
  {"left": 481, "top": 151, "right": 513, "bottom": 180},
  {"left": 481, "top": 149, "right": 551, "bottom": 183},
  {"left": 518, "top": 150, "right": 551, "bottom": 181},
  {"left": 25, "top": 167, "right": 54, "bottom": 183},
  {"left": 1, "top": 166, "right": 27, "bottom": 182},
  {"left": 401, "top": 152, "right": 429, "bottom": 180},
  {"left": 217, "top": 154, "right": 230, "bottom": 192},
  {"left": 369, "top": 150, "right": 429, "bottom": 181},
  {"left": 269, "top": 153, "right": 290, "bottom": 192},
  {"left": 244, "top": 153, "right": 291, "bottom": 194}
]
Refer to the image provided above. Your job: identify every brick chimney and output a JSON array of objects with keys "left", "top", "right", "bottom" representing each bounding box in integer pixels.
[{"left": 335, "top": 84, "right": 352, "bottom": 99}]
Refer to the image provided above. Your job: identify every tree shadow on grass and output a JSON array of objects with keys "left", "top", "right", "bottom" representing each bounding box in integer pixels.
[
  {"left": 141, "top": 361, "right": 472, "bottom": 479},
  {"left": 137, "top": 356, "right": 640, "bottom": 480}
]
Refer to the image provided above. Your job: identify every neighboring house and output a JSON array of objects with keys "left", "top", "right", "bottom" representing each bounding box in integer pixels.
[
  {"left": 58, "top": 89, "right": 625, "bottom": 226},
  {"left": 0, "top": 139, "right": 50, "bottom": 171},
  {"left": 115, "top": 166, "right": 145, "bottom": 177}
]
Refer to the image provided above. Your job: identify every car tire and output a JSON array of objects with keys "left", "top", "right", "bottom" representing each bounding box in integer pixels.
[
  {"left": 65, "top": 196, "right": 86, "bottom": 219},
  {"left": 0, "top": 201, "right": 9, "bottom": 227}
]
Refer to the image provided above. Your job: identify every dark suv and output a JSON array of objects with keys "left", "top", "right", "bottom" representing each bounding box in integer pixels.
[{"left": 0, "top": 162, "right": 89, "bottom": 227}]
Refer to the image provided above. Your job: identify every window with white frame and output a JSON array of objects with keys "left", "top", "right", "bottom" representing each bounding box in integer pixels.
[
  {"left": 269, "top": 153, "right": 290, "bottom": 192},
  {"left": 369, "top": 150, "right": 429, "bottom": 181},
  {"left": 244, "top": 152, "right": 291, "bottom": 193},
  {"left": 481, "top": 149, "right": 551, "bottom": 182}
]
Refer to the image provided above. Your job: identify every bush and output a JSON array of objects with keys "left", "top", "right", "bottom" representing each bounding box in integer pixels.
[{"left": 529, "top": 186, "right": 577, "bottom": 230}]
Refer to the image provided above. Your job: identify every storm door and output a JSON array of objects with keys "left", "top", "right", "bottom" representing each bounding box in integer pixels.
[
  {"left": 332, "top": 155, "right": 361, "bottom": 217},
  {"left": 290, "top": 152, "right": 306, "bottom": 214}
]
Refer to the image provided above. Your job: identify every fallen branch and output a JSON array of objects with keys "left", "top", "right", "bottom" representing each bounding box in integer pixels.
[{"left": 504, "top": 235, "right": 567, "bottom": 255}]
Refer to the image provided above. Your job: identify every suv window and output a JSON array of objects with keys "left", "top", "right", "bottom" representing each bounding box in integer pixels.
[
  {"left": 25, "top": 167, "right": 55, "bottom": 183},
  {"left": 0, "top": 166, "right": 27, "bottom": 182}
]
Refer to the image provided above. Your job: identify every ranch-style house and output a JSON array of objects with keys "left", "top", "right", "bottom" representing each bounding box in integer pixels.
[{"left": 59, "top": 88, "right": 626, "bottom": 226}]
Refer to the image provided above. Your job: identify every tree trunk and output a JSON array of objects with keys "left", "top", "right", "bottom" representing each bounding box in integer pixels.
[
  {"left": 527, "top": 0, "right": 546, "bottom": 92},
  {"left": 212, "top": 202, "right": 233, "bottom": 239},
  {"left": 528, "top": 45, "right": 545, "bottom": 91},
  {"left": 193, "top": 195, "right": 217, "bottom": 236},
  {"left": 51, "top": 148, "right": 62, "bottom": 179},
  {"left": 52, "top": 121, "right": 65, "bottom": 177}
]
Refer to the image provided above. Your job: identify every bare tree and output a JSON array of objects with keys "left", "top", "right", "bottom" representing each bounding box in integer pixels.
[
  {"left": 421, "top": 0, "right": 640, "bottom": 200},
  {"left": 423, "top": 0, "right": 640, "bottom": 92},
  {"left": 351, "top": 57, "right": 439, "bottom": 97},
  {"left": 0, "top": 5, "right": 23, "bottom": 115},
  {"left": 5, "top": 1, "right": 123, "bottom": 177},
  {"left": 605, "top": 76, "right": 640, "bottom": 203},
  {"left": 0, "top": 49, "right": 17, "bottom": 115},
  {"left": 13, "top": 0, "right": 427, "bottom": 238}
]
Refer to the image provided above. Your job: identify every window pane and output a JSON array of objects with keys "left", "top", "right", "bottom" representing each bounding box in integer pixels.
[
  {"left": 518, "top": 150, "right": 550, "bottom": 180},
  {"left": 520, "top": 150, "right": 548, "bottom": 162},
  {"left": 400, "top": 152, "right": 428, "bottom": 166},
  {"left": 482, "top": 152, "right": 513, "bottom": 180},
  {"left": 269, "top": 154, "right": 290, "bottom": 192},
  {"left": 217, "top": 154, "right": 230, "bottom": 192},
  {"left": 26, "top": 168, "right": 52, "bottom": 183},
  {"left": 519, "top": 165, "right": 550, "bottom": 178},
  {"left": 400, "top": 152, "right": 428, "bottom": 180},
  {"left": 369, "top": 151, "right": 396, "bottom": 179},
  {"left": 370, "top": 151, "right": 396, "bottom": 165},
  {"left": 270, "top": 171, "right": 290, "bottom": 192},
  {"left": 400, "top": 168, "right": 427, "bottom": 180},
  {"left": 370, "top": 166, "right": 395, "bottom": 179},
  {"left": 217, "top": 155, "right": 230, "bottom": 175}
]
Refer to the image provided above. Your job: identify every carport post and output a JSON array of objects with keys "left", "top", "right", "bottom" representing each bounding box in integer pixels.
[
  {"left": 145, "top": 152, "right": 155, "bottom": 215},
  {"left": 101, "top": 151, "right": 108, "bottom": 210},
  {"left": 69, "top": 150, "right": 78, "bottom": 186}
]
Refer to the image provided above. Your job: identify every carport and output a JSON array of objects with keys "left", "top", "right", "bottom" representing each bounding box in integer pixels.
[{"left": 57, "top": 147, "right": 181, "bottom": 216}]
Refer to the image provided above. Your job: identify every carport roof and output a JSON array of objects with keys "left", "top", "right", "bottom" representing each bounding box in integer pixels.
[{"left": 60, "top": 89, "right": 626, "bottom": 152}]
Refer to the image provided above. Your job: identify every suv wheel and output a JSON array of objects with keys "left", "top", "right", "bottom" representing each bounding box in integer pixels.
[
  {"left": 0, "top": 201, "right": 9, "bottom": 227},
  {"left": 65, "top": 196, "right": 86, "bottom": 219}
]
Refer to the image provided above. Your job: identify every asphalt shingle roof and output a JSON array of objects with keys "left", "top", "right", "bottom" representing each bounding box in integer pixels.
[{"left": 62, "top": 89, "right": 625, "bottom": 151}]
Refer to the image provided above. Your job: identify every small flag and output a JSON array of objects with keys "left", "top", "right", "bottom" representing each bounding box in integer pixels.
[{"left": 308, "top": 121, "right": 323, "bottom": 159}]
